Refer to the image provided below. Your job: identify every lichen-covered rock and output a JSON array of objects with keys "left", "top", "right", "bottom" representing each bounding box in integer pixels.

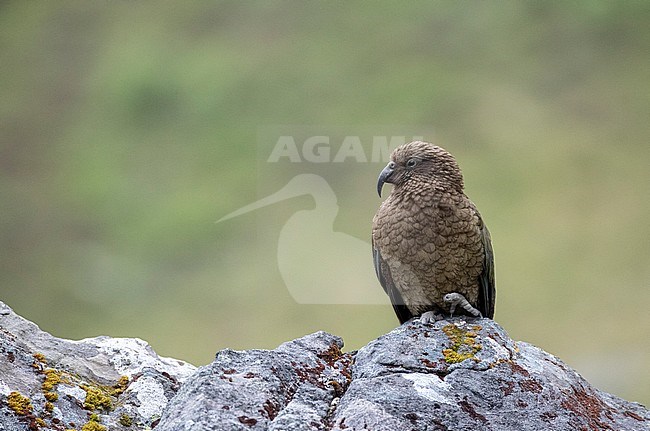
[
  {"left": 0, "top": 301, "right": 195, "bottom": 430},
  {"left": 156, "top": 331, "right": 352, "bottom": 431},
  {"left": 330, "top": 318, "right": 649, "bottom": 431},
  {"left": 1, "top": 300, "right": 648, "bottom": 431},
  {"left": 157, "top": 318, "right": 648, "bottom": 431}
]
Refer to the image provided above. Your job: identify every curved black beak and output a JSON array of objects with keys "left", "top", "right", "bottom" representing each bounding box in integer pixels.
[{"left": 377, "top": 163, "right": 395, "bottom": 197}]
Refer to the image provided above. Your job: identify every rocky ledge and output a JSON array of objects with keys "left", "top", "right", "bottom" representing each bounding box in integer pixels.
[{"left": 0, "top": 300, "right": 647, "bottom": 431}]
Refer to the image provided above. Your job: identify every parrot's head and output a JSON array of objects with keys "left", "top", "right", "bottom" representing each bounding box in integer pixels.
[{"left": 377, "top": 141, "right": 464, "bottom": 197}]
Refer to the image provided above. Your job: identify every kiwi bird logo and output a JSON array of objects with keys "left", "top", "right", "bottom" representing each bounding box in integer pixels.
[{"left": 218, "top": 174, "right": 388, "bottom": 305}]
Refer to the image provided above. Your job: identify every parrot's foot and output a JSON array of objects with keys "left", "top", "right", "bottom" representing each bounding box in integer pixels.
[
  {"left": 419, "top": 311, "right": 445, "bottom": 324},
  {"left": 443, "top": 292, "right": 482, "bottom": 318}
]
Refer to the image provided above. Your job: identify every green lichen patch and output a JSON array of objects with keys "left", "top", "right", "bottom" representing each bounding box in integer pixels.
[
  {"left": 111, "top": 375, "right": 130, "bottom": 396},
  {"left": 33, "top": 354, "right": 70, "bottom": 414},
  {"left": 119, "top": 413, "right": 133, "bottom": 426},
  {"left": 81, "top": 385, "right": 113, "bottom": 411},
  {"left": 79, "top": 375, "right": 129, "bottom": 412},
  {"left": 441, "top": 324, "right": 482, "bottom": 364},
  {"left": 81, "top": 413, "right": 107, "bottom": 431},
  {"left": 44, "top": 391, "right": 58, "bottom": 402},
  {"left": 11, "top": 354, "right": 130, "bottom": 428},
  {"left": 42, "top": 368, "right": 63, "bottom": 392},
  {"left": 7, "top": 391, "right": 33, "bottom": 416}
]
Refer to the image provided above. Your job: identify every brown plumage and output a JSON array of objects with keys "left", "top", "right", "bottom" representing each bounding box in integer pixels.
[{"left": 372, "top": 141, "right": 495, "bottom": 324}]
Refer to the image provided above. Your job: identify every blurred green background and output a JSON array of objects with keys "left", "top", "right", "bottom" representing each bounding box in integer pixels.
[{"left": 1, "top": 1, "right": 648, "bottom": 405}]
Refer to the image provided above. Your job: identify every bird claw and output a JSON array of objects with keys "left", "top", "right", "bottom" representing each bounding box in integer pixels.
[
  {"left": 443, "top": 292, "right": 482, "bottom": 318},
  {"left": 419, "top": 311, "right": 444, "bottom": 324}
]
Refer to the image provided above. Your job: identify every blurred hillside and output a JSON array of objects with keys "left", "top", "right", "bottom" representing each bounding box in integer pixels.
[{"left": 1, "top": 2, "right": 649, "bottom": 405}]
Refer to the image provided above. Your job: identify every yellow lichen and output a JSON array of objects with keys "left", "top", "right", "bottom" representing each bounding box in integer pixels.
[
  {"left": 42, "top": 368, "right": 62, "bottom": 391},
  {"left": 119, "top": 413, "right": 133, "bottom": 426},
  {"left": 7, "top": 391, "right": 33, "bottom": 415},
  {"left": 44, "top": 391, "right": 59, "bottom": 402},
  {"left": 45, "top": 401, "right": 54, "bottom": 412},
  {"left": 36, "top": 417, "right": 46, "bottom": 426},
  {"left": 442, "top": 324, "right": 482, "bottom": 364},
  {"left": 81, "top": 385, "right": 113, "bottom": 411},
  {"left": 81, "top": 416, "right": 107, "bottom": 431},
  {"left": 33, "top": 353, "right": 47, "bottom": 364},
  {"left": 111, "top": 375, "right": 130, "bottom": 396},
  {"left": 78, "top": 375, "right": 128, "bottom": 412}
]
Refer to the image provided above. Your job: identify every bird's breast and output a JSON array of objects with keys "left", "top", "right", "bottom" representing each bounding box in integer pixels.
[{"left": 373, "top": 191, "right": 484, "bottom": 313}]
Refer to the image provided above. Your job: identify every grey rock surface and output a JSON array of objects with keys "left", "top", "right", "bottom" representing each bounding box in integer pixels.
[
  {"left": 0, "top": 301, "right": 195, "bottom": 430},
  {"left": 156, "top": 331, "right": 352, "bottom": 431},
  {"left": 1, "top": 300, "right": 648, "bottom": 431},
  {"left": 329, "top": 319, "right": 649, "bottom": 431}
]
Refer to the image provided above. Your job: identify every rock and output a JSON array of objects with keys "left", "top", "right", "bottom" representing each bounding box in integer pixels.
[
  {"left": 0, "top": 301, "right": 195, "bottom": 430},
  {"left": 1, "top": 300, "right": 648, "bottom": 431},
  {"left": 156, "top": 331, "right": 352, "bottom": 431},
  {"left": 329, "top": 319, "right": 649, "bottom": 431}
]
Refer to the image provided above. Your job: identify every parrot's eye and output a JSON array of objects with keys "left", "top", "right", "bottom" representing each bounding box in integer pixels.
[{"left": 406, "top": 158, "right": 418, "bottom": 168}]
